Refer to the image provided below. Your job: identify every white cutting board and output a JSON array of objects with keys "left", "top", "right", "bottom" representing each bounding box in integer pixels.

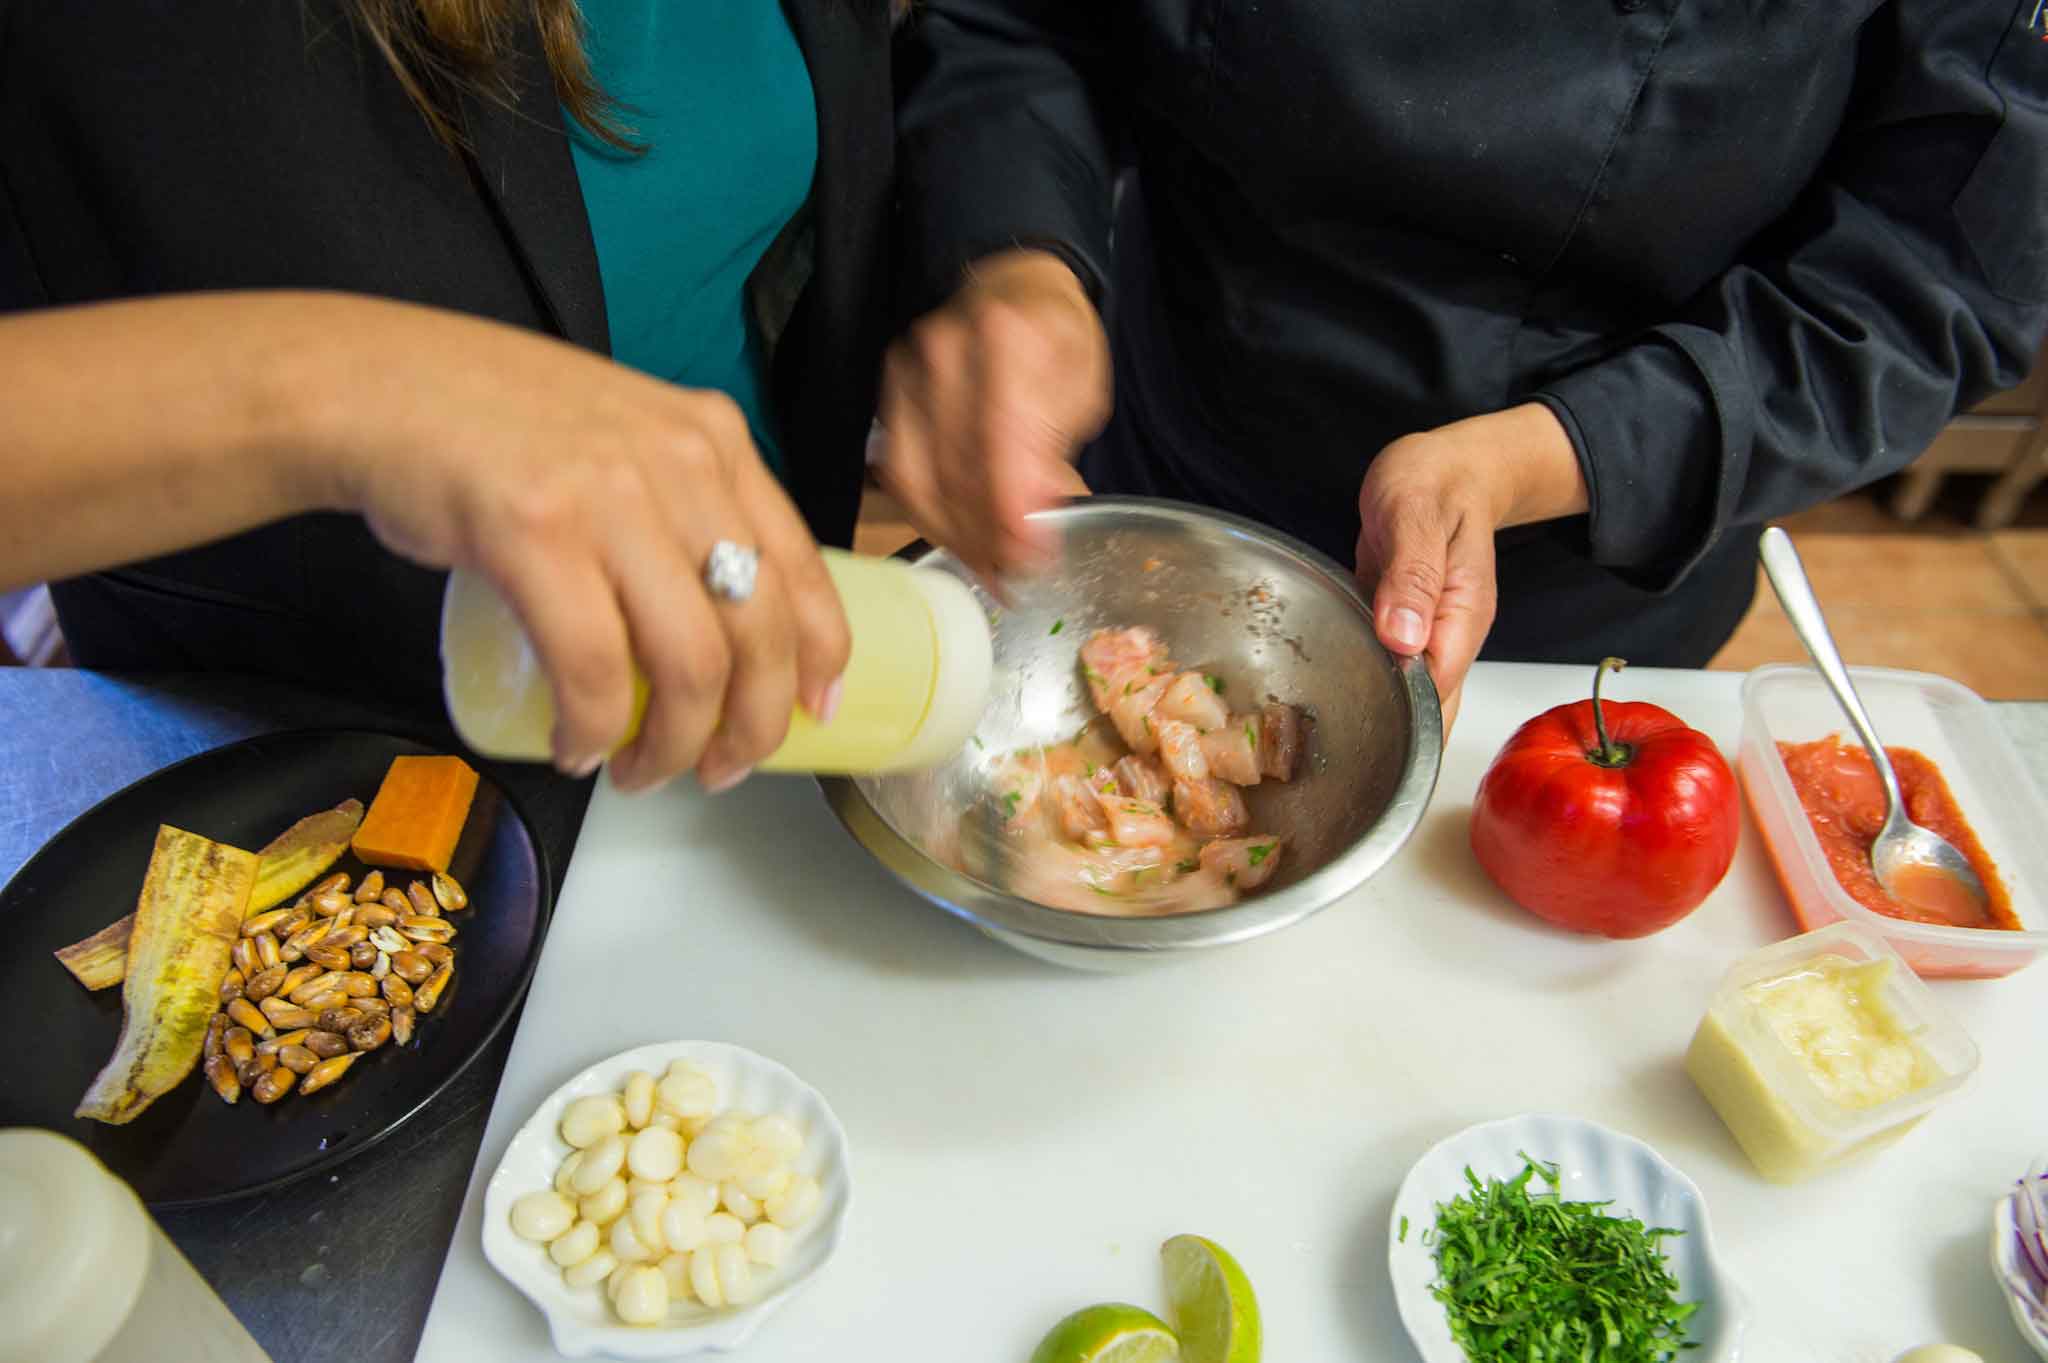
[{"left": 419, "top": 664, "right": 2046, "bottom": 1363}]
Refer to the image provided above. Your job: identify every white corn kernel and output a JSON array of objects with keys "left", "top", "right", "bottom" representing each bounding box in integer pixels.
[
  {"left": 736, "top": 1161, "right": 791, "bottom": 1202},
  {"left": 607, "top": 1260, "right": 635, "bottom": 1303},
  {"left": 553, "top": 1151, "right": 585, "bottom": 1198},
  {"left": 548, "top": 1220, "right": 600, "bottom": 1268},
  {"left": 615, "top": 1264, "right": 669, "bottom": 1326},
  {"left": 686, "top": 1127, "right": 743, "bottom": 1182},
  {"left": 578, "top": 1177, "right": 628, "bottom": 1228},
  {"left": 660, "top": 1202, "right": 709, "bottom": 1252},
  {"left": 572, "top": 1134, "right": 626, "bottom": 1194},
  {"left": 657, "top": 1251, "right": 693, "bottom": 1303},
  {"left": 629, "top": 1189, "right": 669, "bottom": 1253},
  {"left": 609, "top": 1214, "right": 656, "bottom": 1264},
  {"left": 766, "top": 1175, "right": 820, "bottom": 1229},
  {"left": 689, "top": 1244, "right": 724, "bottom": 1308},
  {"left": 655, "top": 1070, "right": 718, "bottom": 1120},
  {"left": 668, "top": 1173, "right": 720, "bottom": 1219},
  {"left": 703, "top": 1211, "right": 745, "bottom": 1246},
  {"left": 627, "top": 1126, "right": 685, "bottom": 1182},
  {"left": 560, "top": 1095, "right": 625, "bottom": 1149},
  {"left": 713, "top": 1243, "right": 755, "bottom": 1304},
  {"left": 563, "top": 1247, "right": 617, "bottom": 1289},
  {"left": 750, "top": 1114, "right": 804, "bottom": 1161},
  {"left": 510, "top": 1190, "right": 575, "bottom": 1242},
  {"left": 646, "top": 1109, "right": 684, "bottom": 1133},
  {"left": 620, "top": 1070, "right": 656, "bottom": 1129},
  {"left": 744, "top": 1222, "right": 788, "bottom": 1267},
  {"left": 678, "top": 1114, "right": 712, "bottom": 1138},
  {"left": 720, "top": 1182, "right": 762, "bottom": 1224}
]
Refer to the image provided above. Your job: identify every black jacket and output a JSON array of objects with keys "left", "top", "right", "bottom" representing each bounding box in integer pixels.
[
  {"left": 898, "top": 1, "right": 2048, "bottom": 667},
  {"left": 1, "top": 0, "right": 892, "bottom": 704}
]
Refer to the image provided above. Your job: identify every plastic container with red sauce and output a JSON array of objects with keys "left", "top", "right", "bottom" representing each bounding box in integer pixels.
[{"left": 1738, "top": 665, "right": 2048, "bottom": 979}]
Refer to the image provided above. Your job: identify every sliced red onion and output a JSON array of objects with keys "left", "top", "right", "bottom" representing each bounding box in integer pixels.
[{"left": 2015, "top": 1169, "right": 2048, "bottom": 1287}]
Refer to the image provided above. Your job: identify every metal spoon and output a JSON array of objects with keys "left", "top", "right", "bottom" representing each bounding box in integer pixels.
[{"left": 1758, "top": 526, "right": 1989, "bottom": 924}]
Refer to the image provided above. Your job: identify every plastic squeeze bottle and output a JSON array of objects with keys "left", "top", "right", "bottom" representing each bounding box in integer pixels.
[
  {"left": 441, "top": 548, "right": 992, "bottom": 773},
  {"left": 0, "top": 1128, "right": 272, "bottom": 1363}
]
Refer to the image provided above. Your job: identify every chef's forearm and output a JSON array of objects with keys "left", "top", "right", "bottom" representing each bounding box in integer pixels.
[{"left": 0, "top": 291, "right": 380, "bottom": 593}]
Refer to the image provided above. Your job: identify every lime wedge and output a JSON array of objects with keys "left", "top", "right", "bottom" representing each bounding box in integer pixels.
[
  {"left": 1161, "top": 1234, "right": 1261, "bottom": 1363},
  {"left": 1028, "top": 1303, "right": 1180, "bottom": 1363}
]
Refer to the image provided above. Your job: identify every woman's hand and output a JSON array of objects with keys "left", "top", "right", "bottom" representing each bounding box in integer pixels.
[
  {"left": 876, "top": 249, "right": 1111, "bottom": 586},
  {"left": 1355, "top": 403, "right": 1588, "bottom": 728},
  {"left": 314, "top": 302, "right": 849, "bottom": 793}
]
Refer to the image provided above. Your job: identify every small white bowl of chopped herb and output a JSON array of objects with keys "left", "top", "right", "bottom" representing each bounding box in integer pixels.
[{"left": 1388, "top": 1113, "right": 1749, "bottom": 1363}]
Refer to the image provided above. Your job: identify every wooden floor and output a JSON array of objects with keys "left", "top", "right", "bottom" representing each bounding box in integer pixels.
[{"left": 855, "top": 477, "right": 2048, "bottom": 701}]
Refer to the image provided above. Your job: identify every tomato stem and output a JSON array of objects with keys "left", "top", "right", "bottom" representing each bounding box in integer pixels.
[{"left": 1589, "top": 656, "right": 1631, "bottom": 767}]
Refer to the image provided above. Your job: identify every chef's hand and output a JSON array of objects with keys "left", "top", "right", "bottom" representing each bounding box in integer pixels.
[
  {"left": 327, "top": 302, "right": 850, "bottom": 793},
  {"left": 1355, "top": 403, "right": 1588, "bottom": 729},
  {"left": 877, "top": 249, "right": 1111, "bottom": 586}
]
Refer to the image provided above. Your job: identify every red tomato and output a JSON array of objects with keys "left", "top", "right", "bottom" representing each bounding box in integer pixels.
[{"left": 1469, "top": 660, "right": 1739, "bottom": 939}]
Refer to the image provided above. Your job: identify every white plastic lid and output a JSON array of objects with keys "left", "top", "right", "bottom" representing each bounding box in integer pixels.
[
  {"left": 890, "top": 568, "right": 994, "bottom": 770},
  {"left": 0, "top": 1128, "right": 151, "bottom": 1363}
]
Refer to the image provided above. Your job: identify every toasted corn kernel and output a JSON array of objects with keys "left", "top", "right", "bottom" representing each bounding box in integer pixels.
[
  {"left": 243, "top": 963, "right": 287, "bottom": 1003},
  {"left": 256, "top": 1028, "right": 311, "bottom": 1058},
  {"left": 252, "top": 1066, "right": 297, "bottom": 1104},
  {"left": 414, "top": 960, "right": 454, "bottom": 1013},
  {"left": 305, "top": 1030, "right": 350, "bottom": 1059},
  {"left": 431, "top": 871, "right": 469, "bottom": 912},
  {"left": 391, "top": 1005, "right": 416, "bottom": 1046},
  {"left": 300, "top": 1052, "right": 357, "bottom": 1095},
  {"left": 205, "top": 1054, "right": 242, "bottom": 1104},
  {"left": 277, "top": 1044, "right": 319, "bottom": 1075},
  {"left": 406, "top": 881, "right": 440, "bottom": 918},
  {"left": 218, "top": 967, "right": 246, "bottom": 1005},
  {"left": 240, "top": 907, "right": 294, "bottom": 938},
  {"left": 354, "top": 870, "right": 385, "bottom": 904},
  {"left": 226, "top": 997, "right": 273, "bottom": 1038},
  {"left": 348, "top": 1015, "right": 392, "bottom": 1052}
]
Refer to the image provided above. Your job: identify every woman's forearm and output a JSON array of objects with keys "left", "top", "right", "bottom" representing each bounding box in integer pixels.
[{"left": 0, "top": 291, "right": 391, "bottom": 592}]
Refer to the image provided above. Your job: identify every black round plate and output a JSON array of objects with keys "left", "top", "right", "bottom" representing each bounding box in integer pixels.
[{"left": 0, "top": 730, "right": 551, "bottom": 1208}]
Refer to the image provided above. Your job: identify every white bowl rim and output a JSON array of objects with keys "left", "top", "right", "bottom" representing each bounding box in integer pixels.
[
  {"left": 1992, "top": 1188, "right": 2048, "bottom": 1360},
  {"left": 1386, "top": 1112, "right": 1750, "bottom": 1363},
  {"left": 479, "top": 1039, "right": 851, "bottom": 1359}
]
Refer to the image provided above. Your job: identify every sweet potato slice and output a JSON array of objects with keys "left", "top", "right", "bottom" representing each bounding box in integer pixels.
[
  {"left": 75, "top": 826, "right": 258, "bottom": 1124},
  {"left": 351, "top": 755, "right": 478, "bottom": 872},
  {"left": 52, "top": 799, "right": 362, "bottom": 990}
]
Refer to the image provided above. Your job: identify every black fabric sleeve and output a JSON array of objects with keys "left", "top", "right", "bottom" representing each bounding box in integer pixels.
[
  {"left": 893, "top": 0, "right": 1120, "bottom": 322},
  {"left": 1533, "top": 0, "right": 2048, "bottom": 591}
]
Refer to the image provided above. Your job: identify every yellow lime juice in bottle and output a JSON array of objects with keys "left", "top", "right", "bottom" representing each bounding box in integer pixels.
[{"left": 440, "top": 549, "right": 991, "bottom": 774}]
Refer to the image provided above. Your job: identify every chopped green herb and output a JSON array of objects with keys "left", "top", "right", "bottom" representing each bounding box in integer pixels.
[
  {"left": 1247, "top": 842, "right": 1275, "bottom": 867},
  {"left": 1425, "top": 1156, "right": 1697, "bottom": 1363},
  {"left": 1086, "top": 882, "right": 1122, "bottom": 898},
  {"left": 1398, "top": 1216, "right": 1409, "bottom": 1243},
  {"left": 1001, "top": 791, "right": 1021, "bottom": 818},
  {"left": 1205, "top": 674, "right": 1225, "bottom": 694},
  {"left": 1142, "top": 715, "right": 1153, "bottom": 736},
  {"left": 1245, "top": 721, "right": 1258, "bottom": 748},
  {"left": 971, "top": 735, "right": 985, "bottom": 750},
  {"left": 1083, "top": 664, "right": 1106, "bottom": 686},
  {"left": 1174, "top": 858, "right": 1200, "bottom": 875},
  {"left": 1049, "top": 618, "right": 1065, "bottom": 635},
  {"left": 1083, "top": 760, "right": 1097, "bottom": 778}
]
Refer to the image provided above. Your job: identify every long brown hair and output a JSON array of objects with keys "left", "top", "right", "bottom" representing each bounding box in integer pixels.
[{"left": 348, "top": 0, "right": 638, "bottom": 152}]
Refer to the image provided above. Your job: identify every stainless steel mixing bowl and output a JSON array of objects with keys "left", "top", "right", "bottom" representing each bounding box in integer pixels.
[{"left": 818, "top": 498, "right": 1443, "bottom": 970}]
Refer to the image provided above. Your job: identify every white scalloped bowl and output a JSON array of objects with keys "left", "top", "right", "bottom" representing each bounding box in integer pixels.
[
  {"left": 1388, "top": 1114, "right": 1749, "bottom": 1363},
  {"left": 1991, "top": 1187, "right": 2048, "bottom": 1361},
  {"left": 481, "top": 1040, "right": 851, "bottom": 1359}
]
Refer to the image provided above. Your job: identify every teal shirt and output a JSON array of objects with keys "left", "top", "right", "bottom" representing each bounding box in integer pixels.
[{"left": 567, "top": 1, "right": 817, "bottom": 470}]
